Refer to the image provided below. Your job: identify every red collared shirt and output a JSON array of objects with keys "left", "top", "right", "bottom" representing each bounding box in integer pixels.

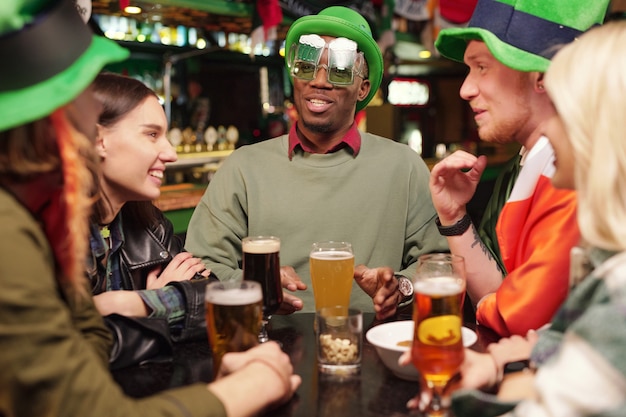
[{"left": 287, "top": 122, "right": 361, "bottom": 159}]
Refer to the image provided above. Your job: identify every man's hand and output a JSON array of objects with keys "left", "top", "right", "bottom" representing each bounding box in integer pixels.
[
  {"left": 276, "top": 266, "right": 306, "bottom": 315},
  {"left": 354, "top": 265, "right": 399, "bottom": 320},
  {"left": 429, "top": 151, "right": 487, "bottom": 223}
]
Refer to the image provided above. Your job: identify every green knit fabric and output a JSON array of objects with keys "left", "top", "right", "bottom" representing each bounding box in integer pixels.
[{"left": 185, "top": 133, "right": 449, "bottom": 313}]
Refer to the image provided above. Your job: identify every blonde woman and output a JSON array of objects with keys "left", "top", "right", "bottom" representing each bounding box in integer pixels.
[{"left": 402, "top": 21, "right": 626, "bottom": 417}]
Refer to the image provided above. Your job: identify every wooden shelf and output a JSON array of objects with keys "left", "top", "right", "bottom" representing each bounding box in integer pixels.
[
  {"left": 156, "top": 183, "right": 206, "bottom": 212},
  {"left": 166, "top": 149, "right": 233, "bottom": 169}
]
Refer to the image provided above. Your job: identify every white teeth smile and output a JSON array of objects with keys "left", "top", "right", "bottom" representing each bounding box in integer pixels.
[
  {"left": 149, "top": 171, "right": 163, "bottom": 179},
  {"left": 310, "top": 99, "right": 328, "bottom": 105}
]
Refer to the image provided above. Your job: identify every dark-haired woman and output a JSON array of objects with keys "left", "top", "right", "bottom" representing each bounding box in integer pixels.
[{"left": 87, "top": 73, "right": 213, "bottom": 363}]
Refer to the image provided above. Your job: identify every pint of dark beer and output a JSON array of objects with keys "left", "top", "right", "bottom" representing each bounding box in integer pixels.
[
  {"left": 242, "top": 236, "right": 282, "bottom": 318},
  {"left": 205, "top": 280, "right": 263, "bottom": 375}
]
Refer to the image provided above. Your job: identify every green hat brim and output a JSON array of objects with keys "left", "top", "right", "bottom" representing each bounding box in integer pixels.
[
  {"left": 0, "top": 35, "right": 128, "bottom": 132},
  {"left": 285, "top": 15, "right": 383, "bottom": 112},
  {"left": 435, "top": 27, "right": 551, "bottom": 73}
]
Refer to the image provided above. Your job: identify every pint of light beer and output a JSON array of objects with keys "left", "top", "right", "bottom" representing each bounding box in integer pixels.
[
  {"left": 411, "top": 276, "right": 465, "bottom": 384},
  {"left": 205, "top": 280, "right": 263, "bottom": 376},
  {"left": 309, "top": 241, "right": 354, "bottom": 310},
  {"left": 411, "top": 253, "right": 466, "bottom": 414}
]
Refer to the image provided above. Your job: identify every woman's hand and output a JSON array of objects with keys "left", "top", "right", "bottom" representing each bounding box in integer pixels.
[
  {"left": 399, "top": 330, "right": 539, "bottom": 411},
  {"left": 209, "top": 342, "right": 301, "bottom": 415},
  {"left": 488, "top": 331, "right": 538, "bottom": 372},
  {"left": 399, "top": 348, "right": 501, "bottom": 410},
  {"left": 146, "top": 252, "right": 210, "bottom": 289},
  {"left": 93, "top": 291, "right": 148, "bottom": 317}
]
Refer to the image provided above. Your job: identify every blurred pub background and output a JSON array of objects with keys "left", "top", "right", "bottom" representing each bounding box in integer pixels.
[{"left": 83, "top": 0, "right": 626, "bottom": 233}]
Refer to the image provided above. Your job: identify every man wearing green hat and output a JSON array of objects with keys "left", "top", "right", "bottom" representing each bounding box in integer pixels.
[
  {"left": 428, "top": 0, "right": 610, "bottom": 337},
  {"left": 186, "top": 6, "right": 448, "bottom": 319},
  {"left": 0, "top": 0, "right": 300, "bottom": 415}
]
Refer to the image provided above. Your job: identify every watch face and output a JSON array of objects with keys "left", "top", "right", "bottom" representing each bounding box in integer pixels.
[{"left": 398, "top": 277, "right": 413, "bottom": 297}]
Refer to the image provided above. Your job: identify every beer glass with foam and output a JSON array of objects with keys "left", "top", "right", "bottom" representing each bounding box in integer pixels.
[
  {"left": 242, "top": 236, "right": 282, "bottom": 342},
  {"left": 411, "top": 253, "right": 466, "bottom": 416},
  {"left": 205, "top": 280, "right": 263, "bottom": 377},
  {"left": 309, "top": 241, "right": 354, "bottom": 311}
]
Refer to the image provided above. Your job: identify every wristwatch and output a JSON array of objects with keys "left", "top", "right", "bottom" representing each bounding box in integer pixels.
[
  {"left": 503, "top": 359, "right": 531, "bottom": 374},
  {"left": 435, "top": 213, "right": 472, "bottom": 236},
  {"left": 395, "top": 274, "right": 414, "bottom": 307}
]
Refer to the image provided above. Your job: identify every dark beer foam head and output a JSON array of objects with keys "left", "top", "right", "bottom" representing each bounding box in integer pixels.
[{"left": 243, "top": 238, "right": 280, "bottom": 254}]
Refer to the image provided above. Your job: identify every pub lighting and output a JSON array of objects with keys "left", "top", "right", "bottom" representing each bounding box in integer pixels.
[
  {"left": 418, "top": 50, "right": 431, "bottom": 59},
  {"left": 124, "top": 5, "right": 142, "bottom": 14}
]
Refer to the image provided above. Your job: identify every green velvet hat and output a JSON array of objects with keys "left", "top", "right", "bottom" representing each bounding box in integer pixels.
[
  {"left": 435, "top": 0, "right": 610, "bottom": 72},
  {"left": 285, "top": 6, "right": 383, "bottom": 112},
  {"left": 0, "top": 0, "right": 129, "bottom": 132}
]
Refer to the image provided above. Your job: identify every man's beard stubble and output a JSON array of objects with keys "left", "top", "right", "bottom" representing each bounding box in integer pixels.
[
  {"left": 476, "top": 107, "right": 531, "bottom": 146},
  {"left": 301, "top": 116, "right": 332, "bottom": 134}
]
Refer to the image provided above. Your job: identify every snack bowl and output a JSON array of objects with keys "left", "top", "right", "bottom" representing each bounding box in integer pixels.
[
  {"left": 366, "top": 320, "right": 420, "bottom": 381},
  {"left": 366, "top": 320, "right": 478, "bottom": 381}
]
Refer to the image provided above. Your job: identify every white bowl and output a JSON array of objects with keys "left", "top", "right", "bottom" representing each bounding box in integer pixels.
[
  {"left": 366, "top": 320, "right": 421, "bottom": 381},
  {"left": 366, "top": 321, "right": 478, "bottom": 381}
]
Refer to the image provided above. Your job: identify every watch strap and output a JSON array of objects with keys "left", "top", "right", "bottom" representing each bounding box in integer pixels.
[
  {"left": 397, "top": 294, "right": 414, "bottom": 309},
  {"left": 503, "top": 359, "right": 531, "bottom": 374},
  {"left": 436, "top": 214, "right": 472, "bottom": 236}
]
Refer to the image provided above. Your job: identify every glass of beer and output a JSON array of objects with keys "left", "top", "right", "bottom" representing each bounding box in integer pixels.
[
  {"left": 205, "top": 280, "right": 263, "bottom": 378},
  {"left": 309, "top": 241, "right": 354, "bottom": 311},
  {"left": 242, "top": 236, "right": 282, "bottom": 343},
  {"left": 411, "top": 253, "right": 466, "bottom": 416}
]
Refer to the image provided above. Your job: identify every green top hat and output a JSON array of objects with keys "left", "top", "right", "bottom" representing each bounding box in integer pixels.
[
  {"left": 0, "top": 0, "right": 129, "bottom": 132},
  {"left": 435, "top": 0, "right": 610, "bottom": 72},
  {"left": 285, "top": 6, "right": 383, "bottom": 112}
]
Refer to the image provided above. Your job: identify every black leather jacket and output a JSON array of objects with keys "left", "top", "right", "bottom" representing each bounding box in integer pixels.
[{"left": 86, "top": 210, "right": 215, "bottom": 345}]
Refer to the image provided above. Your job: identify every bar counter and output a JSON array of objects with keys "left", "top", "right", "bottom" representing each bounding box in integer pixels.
[{"left": 112, "top": 312, "right": 497, "bottom": 417}]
